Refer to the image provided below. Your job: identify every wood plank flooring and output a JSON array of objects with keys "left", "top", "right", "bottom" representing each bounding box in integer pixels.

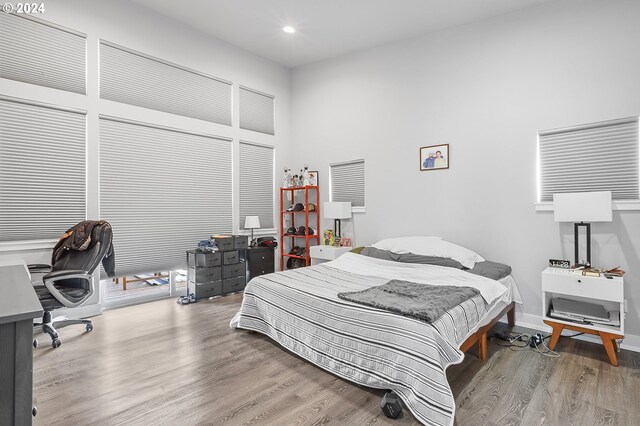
[{"left": 32, "top": 295, "right": 640, "bottom": 425}]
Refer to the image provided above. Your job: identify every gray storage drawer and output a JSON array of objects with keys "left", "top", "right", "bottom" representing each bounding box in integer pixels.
[
  {"left": 223, "top": 250, "right": 239, "bottom": 265},
  {"left": 223, "top": 276, "right": 246, "bottom": 294},
  {"left": 193, "top": 266, "right": 222, "bottom": 282},
  {"left": 223, "top": 261, "right": 245, "bottom": 279},
  {"left": 211, "top": 236, "right": 233, "bottom": 251},
  {"left": 187, "top": 251, "right": 221, "bottom": 268},
  {"left": 191, "top": 280, "right": 222, "bottom": 300},
  {"left": 233, "top": 235, "right": 248, "bottom": 249}
]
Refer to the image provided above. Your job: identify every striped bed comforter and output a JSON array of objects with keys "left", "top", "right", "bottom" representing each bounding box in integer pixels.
[{"left": 230, "top": 255, "right": 508, "bottom": 426}]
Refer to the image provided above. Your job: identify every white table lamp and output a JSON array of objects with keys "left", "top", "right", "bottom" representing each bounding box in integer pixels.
[
  {"left": 553, "top": 191, "right": 612, "bottom": 266},
  {"left": 244, "top": 215, "right": 261, "bottom": 245},
  {"left": 323, "top": 202, "right": 351, "bottom": 237}
]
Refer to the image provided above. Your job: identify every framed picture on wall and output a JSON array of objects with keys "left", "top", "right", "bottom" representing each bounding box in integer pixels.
[
  {"left": 420, "top": 144, "right": 449, "bottom": 171},
  {"left": 308, "top": 170, "right": 319, "bottom": 186}
]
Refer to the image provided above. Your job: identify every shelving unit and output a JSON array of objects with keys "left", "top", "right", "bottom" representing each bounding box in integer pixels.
[{"left": 280, "top": 185, "right": 320, "bottom": 270}]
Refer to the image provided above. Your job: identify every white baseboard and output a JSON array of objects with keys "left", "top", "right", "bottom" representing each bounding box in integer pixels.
[{"left": 499, "top": 310, "right": 640, "bottom": 353}]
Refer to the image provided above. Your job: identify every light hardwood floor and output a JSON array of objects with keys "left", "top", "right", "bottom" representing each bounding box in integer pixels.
[{"left": 33, "top": 295, "right": 640, "bottom": 425}]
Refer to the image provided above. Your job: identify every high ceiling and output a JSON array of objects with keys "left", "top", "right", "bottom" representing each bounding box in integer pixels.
[{"left": 131, "top": 0, "right": 558, "bottom": 68}]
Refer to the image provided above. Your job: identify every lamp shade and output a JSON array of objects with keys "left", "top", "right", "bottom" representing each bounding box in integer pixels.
[
  {"left": 244, "top": 215, "right": 261, "bottom": 229},
  {"left": 553, "top": 191, "right": 612, "bottom": 222},
  {"left": 324, "top": 202, "right": 352, "bottom": 219}
]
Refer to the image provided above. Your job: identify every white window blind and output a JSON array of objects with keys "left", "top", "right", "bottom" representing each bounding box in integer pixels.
[
  {"left": 99, "top": 116, "right": 232, "bottom": 277},
  {"left": 239, "top": 141, "right": 274, "bottom": 230},
  {"left": 0, "top": 96, "right": 86, "bottom": 242},
  {"left": 0, "top": 13, "right": 86, "bottom": 94},
  {"left": 100, "top": 41, "right": 232, "bottom": 125},
  {"left": 330, "top": 160, "right": 365, "bottom": 207},
  {"left": 538, "top": 117, "right": 639, "bottom": 202},
  {"left": 239, "top": 86, "right": 275, "bottom": 135}
]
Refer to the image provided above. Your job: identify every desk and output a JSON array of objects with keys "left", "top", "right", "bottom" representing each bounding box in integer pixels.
[{"left": 0, "top": 265, "right": 43, "bottom": 425}]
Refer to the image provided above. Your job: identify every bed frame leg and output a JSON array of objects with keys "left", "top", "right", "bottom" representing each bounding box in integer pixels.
[
  {"left": 507, "top": 303, "right": 515, "bottom": 327},
  {"left": 478, "top": 333, "right": 488, "bottom": 361}
]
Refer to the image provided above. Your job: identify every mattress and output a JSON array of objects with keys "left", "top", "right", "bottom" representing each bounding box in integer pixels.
[{"left": 230, "top": 253, "right": 521, "bottom": 426}]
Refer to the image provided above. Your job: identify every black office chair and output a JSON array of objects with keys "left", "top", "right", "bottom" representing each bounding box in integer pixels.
[{"left": 29, "top": 221, "right": 115, "bottom": 348}]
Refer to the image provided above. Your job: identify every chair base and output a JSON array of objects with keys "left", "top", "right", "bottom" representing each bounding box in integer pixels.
[{"left": 33, "top": 311, "right": 93, "bottom": 348}]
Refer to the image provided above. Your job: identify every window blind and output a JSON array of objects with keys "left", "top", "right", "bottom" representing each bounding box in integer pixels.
[
  {"left": 239, "top": 86, "right": 275, "bottom": 135},
  {"left": 239, "top": 141, "right": 274, "bottom": 230},
  {"left": 538, "top": 117, "right": 639, "bottom": 202},
  {"left": 0, "top": 13, "right": 86, "bottom": 94},
  {"left": 99, "top": 116, "right": 232, "bottom": 277},
  {"left": 330, "top": 160, "right": 365, "bottom": 207},
  {"left": 0, "top": 96, "right": 86, "bottom": 242},
  {"left": 100, "top": 41, "right": 232, "bottom": 125}
]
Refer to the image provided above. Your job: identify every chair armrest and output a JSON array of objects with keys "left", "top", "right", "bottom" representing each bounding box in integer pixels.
[
  {"left": 43, "top": 270, "right": 93, "bottom": 308},
  {"left": 44, "top": 269, "right": 90, "bottom": 280},
  {"left": 28, "top": 264, "right": 52, "bottom": 271}
]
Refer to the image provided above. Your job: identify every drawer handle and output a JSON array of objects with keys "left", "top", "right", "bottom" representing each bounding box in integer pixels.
[{"left": 577, "top": 279, "right": 581, "bottom": 283}]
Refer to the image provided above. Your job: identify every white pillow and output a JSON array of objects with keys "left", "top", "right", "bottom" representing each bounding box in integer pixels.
[
  {"left": 372, "top": 236, "right": 441, "bottom": 254},
  {"left": 372, "top": 237, "right": 484, "bottom": 269}
]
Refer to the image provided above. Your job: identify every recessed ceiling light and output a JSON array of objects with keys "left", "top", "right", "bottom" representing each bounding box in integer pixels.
[{"left": 282, "top": 26, "right": 296, "bottom": 34}]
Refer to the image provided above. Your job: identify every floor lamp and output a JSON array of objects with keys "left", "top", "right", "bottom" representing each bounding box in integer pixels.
[{"left": 553, "top": 191, "right": 612, "bottom": 267}]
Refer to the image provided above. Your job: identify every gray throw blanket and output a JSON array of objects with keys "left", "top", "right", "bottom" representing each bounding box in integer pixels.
[{"left": 338, "top": 279, "right": 480, "bottom": 323}]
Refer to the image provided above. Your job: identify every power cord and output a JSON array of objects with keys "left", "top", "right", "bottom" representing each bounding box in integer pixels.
[{"left": 488, "top": 330, "right": 560, "bottom": 358}]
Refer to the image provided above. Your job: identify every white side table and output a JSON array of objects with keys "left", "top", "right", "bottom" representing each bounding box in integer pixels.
[
  {"left": 541, "top": 267, "right": 624, "bottom": 366},
  {"left": 310, "top": 245, "right": 352, "bottom": 265}
]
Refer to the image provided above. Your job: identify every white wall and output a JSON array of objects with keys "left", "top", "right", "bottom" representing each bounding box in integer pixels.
[
  {"left": 0, "top": 0, "right": 292, "bottom": 309},
  {"left": 291, "top": 0, "right": 640, "bottom": 338}
]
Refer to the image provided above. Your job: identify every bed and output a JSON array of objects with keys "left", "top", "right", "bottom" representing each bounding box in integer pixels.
[{"left": 230, "top": 240, "right": 522, "bottom": 426}]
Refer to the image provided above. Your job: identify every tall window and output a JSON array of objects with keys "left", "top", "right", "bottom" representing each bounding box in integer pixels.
[
  {"left": 537, "top": 117, "right": 639, "bottom": 207},
  {"left": 239, "top": 86, "right": 275, "bottom": 135},
  {"left": 99, "top": 116, "right": 232, "bottom": 277},
  {"left": 0, "top": 97, "right": 86, "bottom": 241},
  {"left": 100, "top": 40, "right": 232, "bottom": 125},
  {"left": 239, "top": 141, "right": 275, "bottom": 229},
  {"left": 0, "top": 13, "right": 86, "bottom": 94},
  {"left": 330, "top": 159, "right": 365, "bottom": 210}
]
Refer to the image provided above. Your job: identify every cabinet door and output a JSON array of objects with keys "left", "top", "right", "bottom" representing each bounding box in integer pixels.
[{"left": 249, "top": 249, "right": 274, "bottom": 279}]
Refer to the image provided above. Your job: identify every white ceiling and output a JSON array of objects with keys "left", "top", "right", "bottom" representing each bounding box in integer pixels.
[{"left": 131, "top": 0, "right": 558, "bottom": 68}]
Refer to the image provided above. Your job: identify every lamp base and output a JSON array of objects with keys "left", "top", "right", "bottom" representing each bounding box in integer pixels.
[{"left": 574, "top": 222, "right": 591, "bottom": 266}]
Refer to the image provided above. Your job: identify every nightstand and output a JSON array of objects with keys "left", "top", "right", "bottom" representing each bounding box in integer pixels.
[
  {"left": 247, "top": 246, "right": 275, "bottom": 281},
  {"left": 310, "top": 245, "right": 352, "bottom": 265},
  {"left": 541, "top": 267, "right": 624, "bottom": 366}
]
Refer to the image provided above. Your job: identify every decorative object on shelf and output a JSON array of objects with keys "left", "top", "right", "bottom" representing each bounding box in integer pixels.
[
  {"left": 553, "top": 191, "right": 612, "bottom": 267},
  {"left": 282, "top": 167, "right": 292, "bottom": 188},
  {"left": 323, "top": 229, "right": 335, "bottom": 246},
  {"left": 244, "top": 215, "right": 261, "bottom": 247},
  {"left": 324, "top": 201, "right": 352, "bottom": 237},
  {"left": 333, "top": 237, "right": 342, "bottom": 247},
  {"left": 281, "top": 165, "right": 317, "bottom": 188},
  {"left": 420, "top": 143, "right": 449, "bottom": 171},
  {"left": 308, "top": 170, "right": 318, "bottom": 186},
  {"left": 340, "top": 237, "right": 352, "bottom": 247},
  {"left": 303, "top": 164, "right": 310, "bottom": 186},
  {"left": 549, "top": 258, "right": 571, "bottom": 269}
]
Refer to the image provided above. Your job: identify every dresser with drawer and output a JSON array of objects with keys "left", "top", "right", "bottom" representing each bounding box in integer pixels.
[
  {"left": 247, "top": 246, "right": 275, "bottom": 281},
  {"left": 186, "top": 235, "right": 248, "bottom": 300}
]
